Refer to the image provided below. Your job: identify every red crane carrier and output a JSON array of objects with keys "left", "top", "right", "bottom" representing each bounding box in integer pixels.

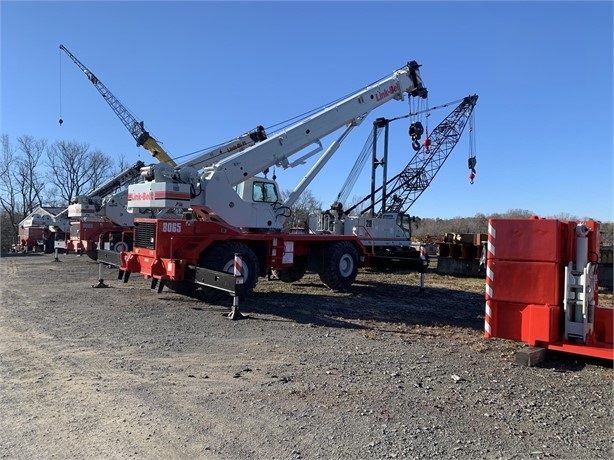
[{"left": 484, "top": 217, "right": 613, "bottom": 361}]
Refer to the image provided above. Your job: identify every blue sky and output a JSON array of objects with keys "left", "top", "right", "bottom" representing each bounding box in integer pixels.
[{"left": 1, "top": 1, "right": 612, "bottom": 222}]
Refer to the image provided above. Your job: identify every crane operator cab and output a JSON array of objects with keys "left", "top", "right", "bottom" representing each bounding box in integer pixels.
[{"left": 235, "top": 177, "right": 280, "bottom": 204}]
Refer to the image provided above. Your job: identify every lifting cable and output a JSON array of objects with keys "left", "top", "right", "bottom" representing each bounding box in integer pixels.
[
  {"left": 408, "top": 96, "right": 427, "bottom": 151},
  {"left": 467, "top": 110, "right": 477, "bottom": 184},
  {"left": 422, "top": 103, "right": 431, "bottom": 155},
  {"left": 58, "top": 48, "right": 63, "bottom": 126},
  {"left": 335, "top": 128, "right": 378, "bottom": 208}
]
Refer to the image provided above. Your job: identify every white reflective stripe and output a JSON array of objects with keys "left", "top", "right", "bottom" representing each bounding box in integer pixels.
[
  {"left": 485, "top": 284, "right": 493, "bottom": 299},
  {"left": 488, "top": 222, "right": 496, "bottom": 239},
  {"left": 486, "top": 266, "right": 494, "bottom": 283},
  {"left": 488, "top": 222, "right": 496, "bottom": 257},
  {"left": 484, "top": 301, "right": 492, "bottom": 335},
  {"left": 234, "top": 254, "right": 243, "bottom": 277}
]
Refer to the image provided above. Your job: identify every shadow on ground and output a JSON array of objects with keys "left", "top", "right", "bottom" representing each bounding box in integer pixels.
[{"left": 236, "top": 277, "right": 485, "bottom": 332}]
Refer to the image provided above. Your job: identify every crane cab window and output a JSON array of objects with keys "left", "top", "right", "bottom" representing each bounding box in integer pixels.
[
  {"left": 398, "top": 213, "right": 411, "bottom": 238},
  {"left": 252, "top": 181, "right": 278, "bottom": 203}
]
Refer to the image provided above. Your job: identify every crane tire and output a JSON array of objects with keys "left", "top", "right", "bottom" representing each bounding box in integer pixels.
[
  {"left": 112, "top": 235, "right": 133, "bottom": 253},
  {"left": 318, "top": 241, "right": 359, "bottom": 292},
  {"left": 199, "top": 241, "right": 259, "bottom": 302}
]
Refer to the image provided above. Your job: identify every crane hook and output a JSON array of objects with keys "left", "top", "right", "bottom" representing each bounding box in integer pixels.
[
  {"left": 468, "top": 156, "right": 477, "bottom": 183},
  {"left": 422, "top": 129, "right": 431, "bottom": 154},
  {"left": 58, "top": 118, "right": 63, "bottom": 126}
]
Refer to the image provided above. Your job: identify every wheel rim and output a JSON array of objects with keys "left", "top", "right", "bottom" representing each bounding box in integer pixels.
[
  {"left": 113, "top": 242, "right": 128, "bottom": 252},
  {"left": 338, "top": 253, "right": 354, "bottom": 277}
]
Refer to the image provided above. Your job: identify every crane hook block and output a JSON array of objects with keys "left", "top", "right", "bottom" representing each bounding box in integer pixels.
[
  {"left": 409, "top": 121, "right": 424, "bottom": 141},
  {"left": 58, "top": 118, "right": 63, "bottom": 126}
]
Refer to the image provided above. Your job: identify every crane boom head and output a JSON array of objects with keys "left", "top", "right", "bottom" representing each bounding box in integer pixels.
[{"left": 405, "top": 60, "right": 428, "bottom": 99}]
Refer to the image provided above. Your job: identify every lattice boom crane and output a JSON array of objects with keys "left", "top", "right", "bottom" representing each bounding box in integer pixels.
[
  {"left": 59, "top": 44, "right": 176, "bottom": 166},
  {"left": 382, "top": 95, "right": 478, "bottom": 214}
]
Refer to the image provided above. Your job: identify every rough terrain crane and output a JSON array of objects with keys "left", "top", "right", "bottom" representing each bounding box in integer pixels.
[
  {"left": 59, "top": 44, "right": 268, "bottom": 257},
  {"left": 60, "top": 161, "right": 147, "bottom": 255},
  {"left": 116, "top": 60, "right": 428, "bottom": 302}
]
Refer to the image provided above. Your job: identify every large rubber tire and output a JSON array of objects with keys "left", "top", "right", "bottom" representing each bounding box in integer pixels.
[
  {"left": 199, "top": 241, "right": 259, "bottom": 302},
  {"left": 318, "top": 241, "right": 359, "bottom": 291},
  {"left": 112, "top": 235, "right": 133, "bottom": 253}
]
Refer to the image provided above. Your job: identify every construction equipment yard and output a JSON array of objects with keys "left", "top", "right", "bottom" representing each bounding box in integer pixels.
[{"left": 1, "top": 253, "right": 612, "bottom": 459}]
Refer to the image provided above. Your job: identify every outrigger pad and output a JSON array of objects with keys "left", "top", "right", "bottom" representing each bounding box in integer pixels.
[
  {"left": 92, "top": 279, "right": 109, "bottom": 288},
  {"left": 226, "top": 308, "right": 249, "bottom": 321}
]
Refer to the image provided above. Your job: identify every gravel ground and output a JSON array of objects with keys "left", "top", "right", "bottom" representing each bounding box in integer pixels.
[{"left": 0, "top": 253, "right": 612, "bottom": 460}]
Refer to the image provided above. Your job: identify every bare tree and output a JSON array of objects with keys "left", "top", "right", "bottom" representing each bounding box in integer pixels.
[
  {"left": 46, "top": 140, "right": 115, "bottom": 205},
  {"left": 0, "top": 135, "right": 50, "bottom": 249},
  {"left": 0, "top": 135, "right": 20, "bottom": 248},
  {"left": 280, "top": 189, "right": 322, "bottom": 232},
  {"left": 15, "top": 135, "right": 47, "bottom": 213}
]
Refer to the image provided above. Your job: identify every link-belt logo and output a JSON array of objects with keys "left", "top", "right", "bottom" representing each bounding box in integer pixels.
[
  {"left": 225, "top": 140, "right": 248, "bottom": 153},
  {"left": 375, "top": 83, "right": 400, "bottom": 101},
  {"left": 128, "top": 192, "right": 154, "bottom": 201}
]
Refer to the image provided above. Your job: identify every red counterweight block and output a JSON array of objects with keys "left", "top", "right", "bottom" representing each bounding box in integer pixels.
[{"left": 484, "top": 218, "right": 612, "bottom": 359}]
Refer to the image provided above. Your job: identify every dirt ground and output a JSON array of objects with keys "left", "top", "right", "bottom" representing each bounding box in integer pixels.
[{"left": 1, "top": 253, "right": 612, "bottom": 460}]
